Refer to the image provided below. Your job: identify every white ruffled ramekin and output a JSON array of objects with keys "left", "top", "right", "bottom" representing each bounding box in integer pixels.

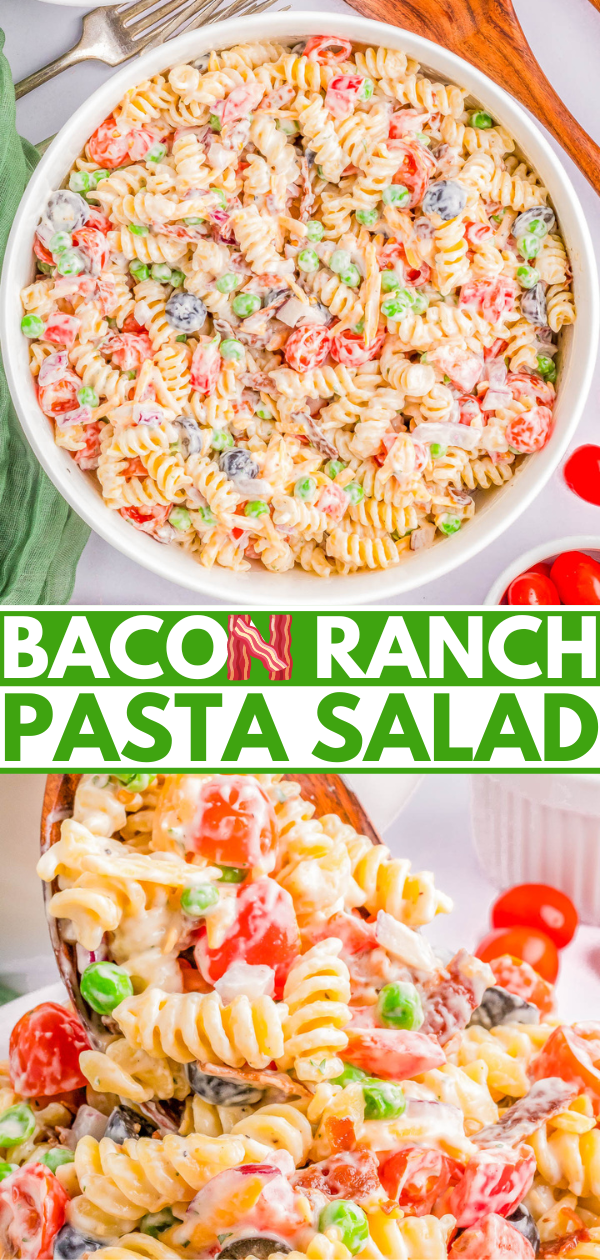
[{"left": 470, "top": 774, "right": 600, "bottom": 925}]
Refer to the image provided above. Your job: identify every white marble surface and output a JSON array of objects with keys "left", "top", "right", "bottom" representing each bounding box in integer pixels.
[
  {"left": 1, "top": 771, "right": 598, "bottom": 1020},
  {"left": 1, "top": 0, "right": 599, "bottom": 605}
]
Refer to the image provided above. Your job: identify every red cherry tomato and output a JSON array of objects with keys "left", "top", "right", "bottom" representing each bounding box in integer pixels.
[
  {"left": 43, "top": 313, "right": 80, "bottom": 348},
  {"left": 529, "top": 1022, "right": 600, "bottom": 1115},
  {"left": 325, "top": 75, "right": 365, "bottom": 119},
  {"left": 121, "top": 313, "right": 146, "bottom": 335},
  {"left": 103, "top": 331, "right": 154, "bottom": 371},
  {"left": 37, "top": 376, "right": 79, "bottom": 417},
  {"left": 191, "top": 336, "right": 221, "bottom": 394},
  {"left": 330, "top": 327, "right": 384, "bottom": 367},
  {"left": 386, "top": 138, "right": 435, "bottom": 208},
  {"left": 284, "top": 326, "right": 331, "bottom": 372},
  {"left": 316, "top": 480, "right": 349, "bottom": 522},
  {"left": 190, "top": 776, "right": 277, "bottom": 868},
  {"left": 303, "top": 35, "right": 353, "bottom": 62},
  {"left": 476, "top": 926, "right": 559, "bottom": 983},
  {"left": 342, "top": 1028, "right": 445, "bottom": 1080},
  {"left": 0, "top": 1165, "right": 68, "bottom": 1259},
  {"left": 295, "top": 1150, "right": 381, "bottom": 1201},
  {"left": 84, "top": 207, "right": 112, "bottom": 236},
  {"left": 506, "top": 406, "right": 552, "bottom": 454},
  {"left": 379, "top": 1146, "right": 459, "bottom": 1215},
  {"left": 449, "top": 1213, "right": 536, "bottom": 1258},
  {"left": 550, "top": 550, "right": 600, "bottom": 605},
  {"left": 446, "top": 1147, "right": 535, "bottom": 1229},
  {"left": 87, "top": 115, "right": 132, "bottom": 168},
  {"left": 33, "top": 235, "right": 54, "bottom": 266},
  {"left": 492, "top": 883, "right": 578, "bottom": 950},
  {"left": 195, "top": 877, "right": 300, "bottom": 1000},
  {"left": 529, "top": 561, "right": 553, "bottom": 578},
  {"left": 73, "top": 421, "right": 104, "bottom": 471},
  {"left": 488, "top": 955, "right": 555, "bottom": 1019},
  {"left": 564, "top": 444, "right": 600, "bottom": 506},
  {"left": 9, "top": 1002, "right": 90, "bottom": 1097},
  {"left": 119, "top": 504, "right": 171, "bottom": 538},
  {"left": 507, "top": 571, "right": 561, "bottom": 606}
]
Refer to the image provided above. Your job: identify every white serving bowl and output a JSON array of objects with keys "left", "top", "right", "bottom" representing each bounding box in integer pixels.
[
  {"left": 485, "top": 533, "right": 600, "bottom": 603},
  {"left": 2, "top": 14, "right": 597, "bottom": 603}
]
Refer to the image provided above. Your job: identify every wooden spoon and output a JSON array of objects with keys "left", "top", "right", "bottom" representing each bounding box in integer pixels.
[
  {"left": 41, "top": 773, "right": 382, "bottom": 1128},
  {"left": 344, "top": 0, "right": 600, "bottom": 196}
]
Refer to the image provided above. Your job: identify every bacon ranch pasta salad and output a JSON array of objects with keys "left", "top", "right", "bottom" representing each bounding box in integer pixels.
[
  {"left": 20, "top": 38, "right": 576, "bottom": 576},
  {"left": 0, "top": 772, "right": 597, "bottom": 1258}
]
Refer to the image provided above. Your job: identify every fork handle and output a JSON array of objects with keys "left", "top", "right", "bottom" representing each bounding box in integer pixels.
[{"left": 15, "top": 43, "right": 89, "bottom": 99}]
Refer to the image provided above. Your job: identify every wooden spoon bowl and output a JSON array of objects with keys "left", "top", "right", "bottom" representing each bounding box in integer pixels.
[{"left": 40, "top": 773, "right": 382, "bottom": 1127}]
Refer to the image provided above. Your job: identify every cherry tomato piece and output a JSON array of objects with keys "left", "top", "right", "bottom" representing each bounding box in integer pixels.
[
  {"left": 476, "top": 926, "right": 559, "bottom": 983},
  {"left": 529, "top": 1022, "right": 600, "bottom": 1115},
  {"left": 446, "top": 1147, "right": 536, "bottom": 1228},
  {"left": 9, "top": 1002, "right": 90, "bottom": 1097},
  {"left": 342, "top": 1028, "right": 445, "bottom": 1080},
  {"left": 550, "top": 550, "right": 600, "bottom": 605},
  {"left": 507, "top": 572, "right": 561, "bottom": 606},
  {"left": 488, "top": 955, "right": 554, "bottom": 1019},
  {"left": 506, "top": 406, "right": 553, "bottom": 454},
  {"left": 191, "top": 336, "right": 221, "bottom": 394},
  {"left": 330, "top": 327, "right": 385, "bottom": 367},
  {"left": 449, "top": 1213, "right": 536, "bottom": 1258},
  {"left": 73, "top": 421, "right": 104, "bottom": 471},
  {"left": 564, "top": 444, "right": 600, "bottom": 506},
  {"left": 190, "top": 775, "right": 277, "bottom": 868},
  {"left": 303, "top": 35, "right": 353, "bottom": 62},
  {"left": 379, "top": 1146, "right": 459, "bottom": 1215},
  {"left": 491, "top": 883, "right": 578, "bottom": 950},
  {"left": 87, "top": 115, "right": 131, "bottom": 168},
  {"left": 0, "top": 1164, "right": 68, "bottom": 1259},
  {"left": 37, "top": 377, "right": 79, "bottom": 417},
  {"left": 195, "top": 876, "right": 300, "bottom": 1000},
  {"left": 295, "top": 1150, "right": 381, "bottom": 1203},
  {"left": 284, "top": 326, "right": 331, "bottom": 372},
  {"left": 119, "top": 504, "right": 171, "bottom": 538}
]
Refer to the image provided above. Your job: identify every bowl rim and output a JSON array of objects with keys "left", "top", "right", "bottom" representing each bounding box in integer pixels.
[
  {"left": 485, "top": 533, "right": 600, "bottom": 603},
  {"left": 2, "top": 10, "right": 598, "bottom": 604}
]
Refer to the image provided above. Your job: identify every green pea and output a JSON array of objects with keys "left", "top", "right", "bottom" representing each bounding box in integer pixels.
[
  {"left": 330, "top": 248, "right": 352, "bottom": 276},
  {"left": 416, "top": 132, "right": 431, "bottom": 146},
  {"left": 439, "top": 514, "right": 462, "bottom": 536},
  {"left": 0, "top": 1104, "right": 36, "bottom": 1148},
  {"left": 325, "top": 459, "right": 346, "bottom": 479},
  {"left": 319, "top": 1201, "right": 368, "bottom": 1255},
  {"left": 363, "top": 1079, "right": 406, "bottom": 1121},
  {"left": 377, "top": 981, "right": 424, "bottom": 1030},
  {"left": 175, "top": 334, "right": 187, "bottom": 343},
  {"left": 170, "top": 506, "right": 191, "bottom": 531},
  {"left": 183, "top": 216, "right": 204, "bottom": 225},
  {"left": 306, "top": 220, "right": 324, "bottom": 242},
  {"left": 297, "top": 247, "right": 320, "bottom": 273},
  {"left": 77, "top": 386, "right": 99, "bottom": 408},
  {"left": 528, "top": 217, "right": 549, "bottom": 238},
  {"left": 382, "top": 184, "right": 410, "bottom": 207},
  {"left": 410, "top": 290, "right": 428, "bottom": 314},
  {"left": 277, "top": 118, "right": 300, "bottom": 136},
  {"left": 150, "top": 263, "right": 172, "bottom": 283},
  {"left": 0, "top": 1162, "right": 17, "bottom": 1181},
  {"left": 360, "top": 77, "right": 374, "bottom": 101},
  {"left": 232, "top": 292, "right": 261, "bottom": 318},
  {"left": 69, "top": 170, "right": 91, "bottom": 193},
  {"left": 340, "top": 264, "right": 361, "bottom": 288},
  {"left": 21, "top": 314, "right": 44, "bottom": 338},
  {"left": 39, "top": 1149, "right": 75, "bottom": 1174},
  {"left": 353, "top": 318, "right": 365, "bottom": 334},
  {"left": 355, "top": 208, "right": 378, "bottom": 227},
  {"left": 217, "top": 864, "right": 247, "bottom": 883},
  {"left": 490, "top": 211, "right": 505, "bottom": 224},
  {"left": 212, "top": 428, "right": 234, "bottom": 450},
  {"left": 146, "top": 143, "right": 167, "bottom": 163},
  {"left": 80, "top": 961, "right": 134, "bottom": 1014},
  {"left": 381, "top": 269, "right": 399, "bottom": 293},
  {"left": 381, "top": 289, "right": 411, "bottom": 319},
  {"left": 140, "top": 1209, "right": 177, "bottom": 1239},
  {"left": 197, "top": 505, "right": 217, "bottom": 524},
  {"left": 49, "top": 231, "right": 72, "bottom": 255},
  {"left": 255, "top": 401, "right": 273, "bottom": 420},
  {"left": 443, "top": 374, "right": 451, "bottom": 385},
  {"left": 332, "top": 1063, "right": 369, "bottom": 1086},
  {"left": 216, "top": 273, "right": 239, "bottom": 294},
  {"left": 169, "top": 270, "right": 185, "bottom": 288},
  {"left": 181, "top": 884, "right": 219, "bottom": 916},
  {"left": 516, "top": 265, "right": 540, "bottom": 289},
  {"left": 345, "top": 482, "right": 364, "bottom": 505},
  {"left": 294, "top": 475, "right": 317, "bottom": 501},
  {"left": 129, "top": 260, "right": 150, "bottom": 281},
  {"left": 220, "top": 338, "right": 244, "bottom": 362},
  {"left": 56, "top": 249, "right": 85, "bottom": 277},
  {"left": 209, "top": 113, "right": 222, "bottom": 131},
  {"left": 125, "top": 369, "right": 137, "bottom": 379},
  {"left": 470, "top": 110, "right": 494, "bottom": 128},
  {"left": 129, "top": 224, "right": 149, "bottom": 237},
  {"left": 430, "top": 443, "right": 447, "bottom": 458},
  {"left": 537, "top": 354, "right": 557, "bottom": 382},
  {"left": 91, "top": 170, "right": 111, "bottom": 188},
  {"left": 113, "top": 772, "right": 156, "bottom": 791},
  {"left": 244, "top": 499, "right": 269, "bottom": 517},
  {"left": 37, "top": 261, "right": 55, "bottom": 275},
  {"left": 518, "top": 233, "right": 541, "bottom": 259}
]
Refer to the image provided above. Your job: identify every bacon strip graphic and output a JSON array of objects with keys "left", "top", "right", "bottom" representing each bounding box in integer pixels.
[{"left": 227, "top": 614, "right": 293, "bottom": 681}]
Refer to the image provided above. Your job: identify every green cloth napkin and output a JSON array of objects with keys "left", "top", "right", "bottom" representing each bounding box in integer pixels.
[{"left": 0, "top": 30, "right": 90, "bottom": 604}]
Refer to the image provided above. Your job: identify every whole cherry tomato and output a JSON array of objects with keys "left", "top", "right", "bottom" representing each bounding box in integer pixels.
[
  {"left": 190, "top": 775, "right": 277, "bottom": 868},
  {"left": 195, "top": 876, "right": 300, "bottom": 999},
  {"left": 284, "top": 326, "right": 331, "bottom": 372},
  {"left": 379, "top": 1146, "right": 459, "bottom": 1215},
  {"left": 476, "top": 926, "right": 559, "bottom": 983},
  {"left": 563, "top": 444, "right": 600, "bottom": 506},
  {"left": 491, "top": 883, "right": 578, "bottom": 950},
  {"left": 0, "top": 1165, "right": 68, "bottom": 1259},
  {"left": 550, "top": 550, "right": 600, "bottom": 605},
  {"left": 529, "top": 1022, "right": 600, "bottom": 1115},
  {"left": 9, "top": 1002, "right": 90, "bottom": 1097},
  {"left": 506, "top": 406, "right": 552, "bottom": 454},
  {"left": 489, "top": 955, "right": 554, "bottom": 1018},
  {"left": 449, "top": 1213, "right": 535, "bottom": 1258},
  {"left": 507, "top": 572, "right": 561, "bottom": 606},
  {"left": 529, "top": 561, "right": 553, "bottom": 578}
]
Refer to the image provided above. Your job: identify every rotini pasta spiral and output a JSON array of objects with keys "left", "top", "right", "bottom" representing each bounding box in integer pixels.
[
  {"left": 277, "top": 939, "right": 351, "bottom": 1082},
  {"left": 113, "top": 986, "right": 286, "bottom": 1069}
]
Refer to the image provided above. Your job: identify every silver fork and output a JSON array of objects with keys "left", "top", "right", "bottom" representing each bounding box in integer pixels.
[{"left": 15, "top": 0, "right": 285, "bottom": 99}]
